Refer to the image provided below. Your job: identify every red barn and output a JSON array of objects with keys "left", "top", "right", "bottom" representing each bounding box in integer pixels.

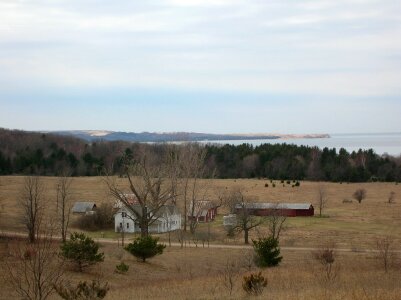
[
  {"left": 187, "top": 200, "right": 218, "bottom": 223},
  {"left": 234, "top": 203, "right": 314, "bottom": 217}
]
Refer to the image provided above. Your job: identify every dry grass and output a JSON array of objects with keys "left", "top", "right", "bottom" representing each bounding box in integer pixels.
[
  {"left": 1, "top": 176, "right": 401, "bottom": 299},
  {"left": 1, "top": 176, "right": 401, "bottom": 248},
  {"left": 1, "top": 239, "right": 400, "bottom": 299}
]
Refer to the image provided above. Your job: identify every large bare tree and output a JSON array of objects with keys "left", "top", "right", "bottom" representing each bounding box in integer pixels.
[
  {"left": 178, "top": 143, "right": 210, "bottom": 233},
  {"left": 5, "top": 230, "right": 65, "bottom": 300},
  {"left": 228, "top": 189, "right": 262, "bottom": 244},
  {"left": 20, "top": 176, "right": 45, "bottom": 243},
  {"left": 106, "top": 146, "right": 178, "bottom": 237},
  {"left": 265, "top": 203, "right": 287, "bottom": 240},
  {"left": 56, "top": 175, "right": 73, "bottom": 242},
  {"left": 317, "top": 186, "right": 328, "bottom": 217}
]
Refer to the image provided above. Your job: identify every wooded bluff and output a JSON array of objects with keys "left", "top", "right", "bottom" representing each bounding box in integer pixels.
[{"left": 0, "top": 128, "right": 400, "bottom": 182}]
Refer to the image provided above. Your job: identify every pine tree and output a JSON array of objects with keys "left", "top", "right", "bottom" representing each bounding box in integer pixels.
[
  {"left": 253, "top": 237, "right": 282, "bottom": 267},
  {"left": 125, "top": 236, "right": 166, "bottom": 262},
  {"left": 60, "top": 232, "right": 104, "bottom": 272}
]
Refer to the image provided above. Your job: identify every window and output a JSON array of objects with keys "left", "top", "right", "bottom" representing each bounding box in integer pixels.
[
  {"left": 119, "top": 222, "right": 122, "bottom": 228},
  {"left": 127, "top": 223, "right": 129, "bottom": 229},
  {"left": 122, "top": 212, "right": 127, "bottom": 218}
]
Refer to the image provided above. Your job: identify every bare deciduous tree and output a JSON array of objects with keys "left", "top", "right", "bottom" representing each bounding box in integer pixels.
[
  {"left": 178, "top": 144, "right": 213, "bottom": 234},
  {"left": 106, "top": 147, "right": 178, "bottom": 237},
  {"left": 20, "top": 176, "right": 45, "bottom": 243},
  {"left": 229, "top": 189, "right": 262, "bottom": 244},
  {"left": 222, "top": 187, "right": 242, "bottom": 214},
  {"left": 375, "top": 236, "right": 394, "bottom": 273},
  {"left": 56, "top": 175, "right": 73, "bottom": 242},
  {"left": 353, "top": 188, "right": 366, "bottom": 204},
  {"left": 221, "top": 259, "right": 240, "bottom": 296},
  {"left": 5, "top": 231, "right": 65, "bottom": 300},
  {"left": 317, "top": 186, "right": 328, "bottom": 217},
  {"left": 265, "top": 203, "right": 287, "bottom": 240},
  {"left": 312, "top": 243, "right": 338, "bottom": 282},
  {"left": 388, "top": 191, "right": 395, "bottom": 204}
]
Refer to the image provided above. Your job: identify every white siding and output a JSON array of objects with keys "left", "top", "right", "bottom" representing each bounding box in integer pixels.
[
  {"left": 114, "top": 208, "right": 136, "bottom": 233},
  {"left": 114, "top": 206, "right": 182, "bottom": 233}
]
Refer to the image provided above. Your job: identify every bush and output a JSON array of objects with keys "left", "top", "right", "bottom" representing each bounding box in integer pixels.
[
  {"left": 353, "top": 188, "right": 366, "bottom": 203},
  {"left": 294, "top": 181, "right": 300, "bottom": 187},
  {"left": 55, "top": 280, "right": 109, "bottom": 299},
  {"left": 125, "top": 236, "right": 166, "bottom": 262},
  {"left": 74, "top": 203, "right": 115, "bottom": 231},
  {"left": 242, "top": 272, "right": 267, "bottom": 296},
  {"left": 253, "top": 237, "right": 282, "bottom": 267},
  {"left": 60, "top": 232, "right": 104, "bottom": 272},
  {"left": 115, "top": 262, "right": 129, "bottom": 274},
  {"left": 312, "top": 246, "right": 337, "bottom": 281}
]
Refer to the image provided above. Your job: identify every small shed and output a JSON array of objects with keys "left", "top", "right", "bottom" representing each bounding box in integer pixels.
[
  {"left": 235, "top": 203, "right": 314, "bottom": 217},
  {"left": 72, "top": 202, "right": 97, "bottom": 214},
  {"left": 187, "top": 200, "right": 218, "bottom": 223},
  {"left": 223, "top": 214, "right": 237, "bottom": 227}
]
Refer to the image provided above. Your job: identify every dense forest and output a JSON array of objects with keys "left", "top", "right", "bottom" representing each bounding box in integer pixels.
[{"left": 0, "top": 128, "right": 400, "bottom": 182}]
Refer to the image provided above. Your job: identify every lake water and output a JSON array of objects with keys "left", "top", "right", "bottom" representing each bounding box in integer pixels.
[{"left": 199, "top": 133, "right": 401, "bottom": 156}]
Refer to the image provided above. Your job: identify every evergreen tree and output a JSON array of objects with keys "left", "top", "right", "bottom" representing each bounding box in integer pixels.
[
  {"left": 253, "top": 237, "right": 282, "bottom": 267},
  {"left": 125, "top": 236, "right": 166, "bottom": 262},
  {"left": 60, "top": 232, "right": 104, "bottom": 272}
]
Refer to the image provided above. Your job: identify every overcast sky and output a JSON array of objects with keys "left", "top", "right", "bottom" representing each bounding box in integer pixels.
[{"left": 0, "top": 0, "right": 400, "bottom": 134}]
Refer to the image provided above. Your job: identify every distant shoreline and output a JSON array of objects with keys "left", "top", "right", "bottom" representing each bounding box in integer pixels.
[{"left": 50, "top": 130, "right": 330, "bottom": 143}]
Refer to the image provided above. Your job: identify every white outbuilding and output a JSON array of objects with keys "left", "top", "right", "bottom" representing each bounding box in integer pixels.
[{"left": 114, "top": 204, "right": 181, "bottom": 234}]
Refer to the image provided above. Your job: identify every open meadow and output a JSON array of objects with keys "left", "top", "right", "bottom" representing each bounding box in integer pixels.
[{"left": 1, "top": 176, "right": 401, "bottom": 299}]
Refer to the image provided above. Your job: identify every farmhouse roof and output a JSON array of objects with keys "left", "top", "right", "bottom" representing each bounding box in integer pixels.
[
  {"left": 72, "top": 202, "right": 97, "bottom": 213},
  {"left": 235, "top": 203, "right": 313, "bottom": 210},
  {"left": 116, "top": 204, "right": 180, "bottom": 218}
]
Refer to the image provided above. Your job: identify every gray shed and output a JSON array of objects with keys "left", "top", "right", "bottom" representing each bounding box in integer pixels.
[{"left": 72, "top": 202, "right": 97, "bottom": 214}]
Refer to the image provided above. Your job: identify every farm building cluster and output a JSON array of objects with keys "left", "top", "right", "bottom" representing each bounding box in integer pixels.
[{"left": 72, "top": 197, "right": 314, "bottom": 234}]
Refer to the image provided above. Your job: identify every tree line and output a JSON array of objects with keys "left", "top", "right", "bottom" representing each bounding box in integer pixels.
[{"left": 1, "top": 128, "right": 401, "bottom": 182}]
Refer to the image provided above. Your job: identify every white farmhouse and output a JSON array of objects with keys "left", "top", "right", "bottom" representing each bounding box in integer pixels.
[{"left": 114, "top": 204, "right": 181, "bottom": 234}]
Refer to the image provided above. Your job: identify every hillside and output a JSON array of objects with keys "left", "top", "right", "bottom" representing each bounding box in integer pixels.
[
  {"left": 52, "top": 130, "right": 330, "bottom": 142},
  {"left": 0, "top": 128, "right": 400, "bottom": 182}
]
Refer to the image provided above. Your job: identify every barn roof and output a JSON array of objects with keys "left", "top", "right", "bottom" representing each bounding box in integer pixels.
[
  {"left": 188, "top": 200, "right": 217, "bottom": 216},
  {"left": 235, "top": 203, "right": 313, "bottom": 210},
  {"left": 72, "top": 202, "right": 96, "bottom": 213}
]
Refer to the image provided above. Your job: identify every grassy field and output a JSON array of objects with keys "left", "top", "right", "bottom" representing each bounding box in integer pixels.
[
  {"left": 0, "top": 239, "right": 400, "bottom": 299},
  {"left": 0, "top": 176, "right": 401, "bottom": 299},
  {"left": 1, "top": 176, "right": 400, "bottom": 248}
]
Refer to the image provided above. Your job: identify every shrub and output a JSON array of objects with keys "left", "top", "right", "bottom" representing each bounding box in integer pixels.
[
  {"left": 74, "top": 215, "right": 97, "bottom": 231},
  {"left": 125, "top": 236, "right": 166, "bottom": 262},
  {"left": 253, "top": 237, "right": 282, "bottom": 267},
  {"left": 286, "top": 180, "right": 291, "bottom": 185},
  {"left": 264, "top": 183, "right": 268, "bottom": 187},
  {"left": 353, "top": 188, "right": 366, "bottom": 203},
  {"left": 60, "top": 232, "right": 104, "bottom": 272},
  {"left": 115, "top": 262, "right": 129, "bottom": 274},
  {"left": 242, "top": 272, "right": 267, "bottom": 296},
  {"left": 74, "top": 203, "right": 115, "bottom": 231},
  {"left": 55, "top": 280, "right": 109, "bottom": 299},
  {"left": 312, "top": 246, "right": 337, "bottom": 281},
  {"left": 294, "top": 181, "right": 300, "bottom": 187}
]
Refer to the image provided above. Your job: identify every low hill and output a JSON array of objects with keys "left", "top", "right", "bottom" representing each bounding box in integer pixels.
[{"left": 51, "top": 130, "right": 330, "bottom": 142}]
